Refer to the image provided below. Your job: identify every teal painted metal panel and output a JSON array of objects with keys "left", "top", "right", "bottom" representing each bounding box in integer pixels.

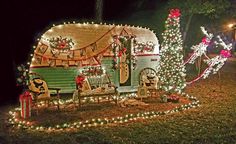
[{"left": 30, "top": 67, "right": 78, "bottom": 93}]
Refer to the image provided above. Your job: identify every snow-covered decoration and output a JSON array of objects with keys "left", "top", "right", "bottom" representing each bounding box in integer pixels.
[
  {"left": 184, "top": 27, "right": 213, "bottom": 65},
  {"left": 187, "top": 36, "right": 232, "bottom": 84}
]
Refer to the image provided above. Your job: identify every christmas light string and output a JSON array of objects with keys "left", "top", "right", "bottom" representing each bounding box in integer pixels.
[
  {"left": 8, "top": 92, "right": 200, "bottom": 132},
  {"left": 41, "top": 25, "right": 117, "bottom": 51}
]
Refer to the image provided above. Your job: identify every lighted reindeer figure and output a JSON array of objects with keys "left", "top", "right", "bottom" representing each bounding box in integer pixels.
[{"left": 184, "top": 27, "right": 232, "bottom": 85}]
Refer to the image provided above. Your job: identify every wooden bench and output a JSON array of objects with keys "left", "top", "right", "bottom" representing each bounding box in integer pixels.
[{"left": 73, "top": 87, "right": 118, "bottom": 108}]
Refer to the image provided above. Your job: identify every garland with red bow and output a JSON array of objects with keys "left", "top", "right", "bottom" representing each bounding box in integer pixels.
[{"left": 49, "top": 36, "right": 74, "bottom": 50}]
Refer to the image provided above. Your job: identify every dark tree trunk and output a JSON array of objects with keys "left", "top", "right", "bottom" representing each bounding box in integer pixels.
[
  {"left": 95, "top": 0, "right": 103, "bottom": 22},
  {"left": 183, "top": 14, "right": 193, "bottom": 46}
]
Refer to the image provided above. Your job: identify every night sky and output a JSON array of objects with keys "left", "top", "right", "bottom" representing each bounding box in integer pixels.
[{"left": 2, "top": 0, "right": 164, "bottom": 105}]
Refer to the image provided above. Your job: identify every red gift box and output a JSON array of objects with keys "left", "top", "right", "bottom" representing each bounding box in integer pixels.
[{"left": 19, "top": 91, "right": 32, "bottom": 119}]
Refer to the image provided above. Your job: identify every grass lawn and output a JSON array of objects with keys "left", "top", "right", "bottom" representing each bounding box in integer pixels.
[{"left": 1, "top": 57, "right": 236, "bottom": 144}]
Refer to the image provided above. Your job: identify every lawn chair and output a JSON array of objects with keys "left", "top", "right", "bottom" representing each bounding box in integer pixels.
[{"left": 28, "top": 73, "right": 60, "bottom": 113}]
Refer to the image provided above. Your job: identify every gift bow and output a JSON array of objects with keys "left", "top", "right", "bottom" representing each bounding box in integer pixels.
[
  {"left": 76, "top": 76, "right": 85, "bottom": 87},
  {"left": 169, "top": 9, "right": 181, "bottom": 18},
  {"left": 118, "top": 47, "right": 127, "bottom": 57},
  {"left": 202, "top": 37, "right": 210, "bottom": 45},
  {"left": 20, "top": 91, "right": 32, "bottom": 100}
]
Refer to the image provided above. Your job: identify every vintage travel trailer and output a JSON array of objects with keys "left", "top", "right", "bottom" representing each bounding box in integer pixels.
[{"left": 29, "top": 23, "right": 160, "bottom": 94}]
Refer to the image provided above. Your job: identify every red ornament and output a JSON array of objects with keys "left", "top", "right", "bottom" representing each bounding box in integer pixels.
[
  {"left": 202, "top": 37, "right": 210, "bottom": 45},
  {"left": 220, "top": 50, "right": 231, "bottom": 58},
  {"left": 169, "top": 9, "right": 181, "bottom": 18}
]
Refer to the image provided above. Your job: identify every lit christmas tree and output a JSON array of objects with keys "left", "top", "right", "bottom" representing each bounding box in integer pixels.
[{"left": 158, "top": 9, "right": 186, "bottom": 93}]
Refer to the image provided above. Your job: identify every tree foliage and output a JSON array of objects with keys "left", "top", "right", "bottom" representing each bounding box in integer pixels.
[
  {"left": 167, "top": 0, "right": 230, "bottom": 19},
  {"left": 158, "top": 9, "right": 186, "bottom": 93}
]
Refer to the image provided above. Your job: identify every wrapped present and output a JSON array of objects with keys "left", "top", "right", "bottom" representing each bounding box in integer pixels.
[{"left": 19, "top": 90, "right": 32, "bottom": 119}]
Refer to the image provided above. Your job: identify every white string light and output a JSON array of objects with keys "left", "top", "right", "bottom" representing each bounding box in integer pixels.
[{"left": 8, "top": 92, "right": 199, "bottom": 132}]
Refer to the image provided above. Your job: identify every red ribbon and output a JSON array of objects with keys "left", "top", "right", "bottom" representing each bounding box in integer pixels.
[{"left": 169, "top": 9, "right": 181, "bottom": 18}]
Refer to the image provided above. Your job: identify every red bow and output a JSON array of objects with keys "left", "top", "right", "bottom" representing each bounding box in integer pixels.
[
  {"left": 202, "top": 37, "right": 210, "bottom": 45},
  {"left": 169, "top": 9, "right": 181, "bottom": 18},
  {"left": 118, "top": 47, "right": 127, "bottom": 57},
  {"left": 76, "top": 75, "right": 85, "bottom": 87},
  {"left": 59, "top": 42, "right": 66, "bottom": 49},
  {"left": 220, "top": 50, "right": 231, "bottom": 58}
]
